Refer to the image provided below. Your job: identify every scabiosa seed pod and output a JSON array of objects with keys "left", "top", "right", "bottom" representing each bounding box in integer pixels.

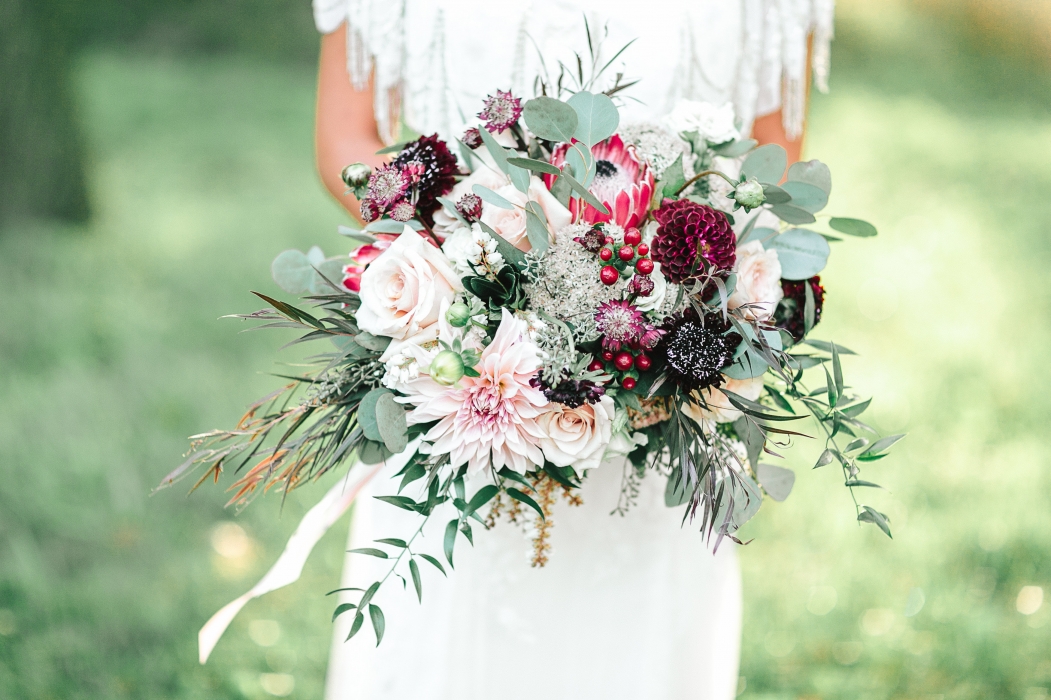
[
  {"left": 392, "top": 134, "right": 458, "bottom": 227},
  {"left": 478, "top": 89, "right": 523, "bottom": 133},
  {"left": 530, "top": 377, "right": 606, "bottom": 408},
  {"left": 455, "top": 193, "right": 483, "bottom": 223},
  {"left": 775, "top": 276, "right": 826, "bottom": 342},
  {"left": 341, "top": 162, "right": 371, "bottom": 189},
  {"left": 650, "top": 200, "right": 737, "bottom": 283},
  {"left": 732, "top": 177, "right": 766, "bottom": 211},
  {"left": 462, "top": 127, "right": 483, "bottom": 149},
  {"left": 657, "top": 307, "right": 741, "bottom": 393}
]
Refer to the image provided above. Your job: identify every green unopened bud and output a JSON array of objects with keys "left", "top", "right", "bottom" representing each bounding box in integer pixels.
[
  {"left": 429, "top": 350, "right": 465, "bottom": 386},
  {"left": 446, "top": 301, "right": 472, "bottom": 328},
  {"left": 733, "top": 178, "right": 766, "bottom": 211},
  {"left": 341, "top": 162, "right": 372, "bottom": 189}
]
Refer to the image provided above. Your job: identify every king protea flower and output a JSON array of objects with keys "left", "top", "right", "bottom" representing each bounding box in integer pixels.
[
  {"left": 545, "top": 135, "right": 655, "bottom": 229},
  {"left": 398, "top": 309, "right": 548, "bottom": 476},
  {"left": 341, "top": 233, "right": 397, "bottom": 293}
]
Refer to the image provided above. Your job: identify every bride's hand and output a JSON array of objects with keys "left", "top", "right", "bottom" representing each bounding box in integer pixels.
[{"left": 316, "top": 23, "right": 386, "bottom": 221}]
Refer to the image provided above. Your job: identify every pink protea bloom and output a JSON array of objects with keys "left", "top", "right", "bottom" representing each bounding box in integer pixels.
[
  {"left": 341, "top": 234, "right": 396, "bottom": 293},
  {"left": 399, "top": 309, "right": 548, "bottom": 476},
  {"left": 545, "top": 135, "right": 655, "bottom": 229}
]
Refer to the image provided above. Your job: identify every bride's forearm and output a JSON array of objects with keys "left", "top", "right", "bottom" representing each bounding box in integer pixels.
[
  {"left": 751, "top": 109, "right": 804, "bottom": 166},
  {"left": 316, "top": 23, "right": 386, "bottom": 220}
]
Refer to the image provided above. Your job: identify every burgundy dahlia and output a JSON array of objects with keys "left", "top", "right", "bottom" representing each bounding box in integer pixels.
[
  {"left": 774, "top": 276, "right": 826, "bottom": 342},
  {"left": 392, "top": 134, "right": 459, "bottom": 227},
  {"left": 650, "top": 200, "right": 737, "bottom": 284},
  {"left": 657, "top": 308, "right": 741, "bottom": 393},
  {"left": 478, "top": 89, "right": 523, "bottom": 133}
]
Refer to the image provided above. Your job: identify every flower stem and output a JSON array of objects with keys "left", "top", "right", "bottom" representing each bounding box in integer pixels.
[{"left": 674, "top": 170, "right": 738, "bottom": 196}]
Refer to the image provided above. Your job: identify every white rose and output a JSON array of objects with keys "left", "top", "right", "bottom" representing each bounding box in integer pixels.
[
  {"left": 440, "top": 226, "right": 477, "bottom": 277},
  {"left": 728, "top": 241, "right": 783, "bottom": 320},
  {"left": 537, "top": 395, "right": 615, "bottom": 471},
  {"left": 356, "top": 227, "right": 463, "bottom": 342},
  {"left": 664, "top": 100, "right": 740, "bottom": 145},
  {"left": 683, "top": 376, "right": 765, "bottom": 424}
]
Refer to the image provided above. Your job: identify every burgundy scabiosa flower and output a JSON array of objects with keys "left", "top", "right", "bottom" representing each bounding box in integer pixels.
[
  {"left": 628, "top": 274, "right": 655, "bottom": 297},
  {"left": 545, "top": 135, "right": 655, "bottom": 229},
  {"left": 774, "top": 276, "right": 826, "bottom": 342},
  {"left": 650, "top": 200, "right": 737, "bottom": 284},
  {"left": 657, "top": 307, "right": 741, "bottom": 393},
  {"left": 392, "top": 134, "right": 459, "bottom": 227},
  {"left": 478, "top": 89, "right": 523, "bottom": 133},
  {"left": 455, "top": 192, "right": 483, "bottom": 222},
  {"left": 530, "top": 376, "right": 606, "bottom": 408}
]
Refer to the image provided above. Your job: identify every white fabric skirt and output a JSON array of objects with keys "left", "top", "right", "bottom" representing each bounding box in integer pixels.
[{"left": 325, "top": 457, "right": 742, "bottom": 700}]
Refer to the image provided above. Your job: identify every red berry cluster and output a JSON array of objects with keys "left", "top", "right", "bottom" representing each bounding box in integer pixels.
[
  {"left": 587, "top": 349, "right": 652, "bottom": 391},
  {"left": 596, "top": 227, "right": 654, "bottom": 292}
]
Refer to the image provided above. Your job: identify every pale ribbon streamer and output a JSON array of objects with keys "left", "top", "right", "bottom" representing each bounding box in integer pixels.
[{"left": 198, "top": 440, "right": 420, "bottom": 664}]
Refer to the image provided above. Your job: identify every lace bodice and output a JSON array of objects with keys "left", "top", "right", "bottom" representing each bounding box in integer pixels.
[{"left": 313, "top": 0, "right": 834, "bottom": 145}]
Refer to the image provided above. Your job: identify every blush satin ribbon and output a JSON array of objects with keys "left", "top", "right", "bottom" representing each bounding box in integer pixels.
[{"left": 198, "top": 441, "right": 420, "bottom": 664}]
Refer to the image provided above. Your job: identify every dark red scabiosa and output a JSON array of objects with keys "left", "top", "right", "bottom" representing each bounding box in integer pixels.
[
  {"left": 650, "top": 200, "right": 737, "bottom": 284},
  {"left": 392, "top": 134, "right": 459, "bottom": 227},
  {"left": 478, "top": 89, "right": 523, "bottom": 133},
  {"left": 455, "top": 192, "right": 483, "bottom": 223},
  {"left": 545, "top": 135, "right": 655, "bottom": 229},
  {"left": 530, "top": 376, "right": 606, "bottom": 408},
  {"left": 774, "top": 276, "right": 826, "bottom": 342},
  {"left": 574, "top": 225, "right": 606, "bottom": 253},
  {"left": 656, "top": 307, "right": 741, "bottom": 393}
]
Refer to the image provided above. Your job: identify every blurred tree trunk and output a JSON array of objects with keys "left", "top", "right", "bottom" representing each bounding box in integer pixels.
[{"left": 0, "top": 0, "right": 92, "bottom": 224}]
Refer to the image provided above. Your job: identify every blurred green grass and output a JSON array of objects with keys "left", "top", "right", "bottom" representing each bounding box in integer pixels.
[{"left": 1, "top": 7, "right": 1050, "bottom": 700}]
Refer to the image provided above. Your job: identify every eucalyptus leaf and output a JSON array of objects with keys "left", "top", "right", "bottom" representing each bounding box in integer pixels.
[
  {"left": 368, "top": 604, "right": 385, "bottom": 645},
  {"left": 562, "top": 172, "right": 609, "bottom": 215},
  {"left": 756, "top": 463, "right": 796, "bottom": 502},
  {"left": 472, "top": 184, "right": 515, "bottom": 210},
  {"left": 787, "top": 159, "right": 832, "bottom": 195},
  {"left": 565, "top": 143, "right": 596, "bottom": 187},
  {"left": 769, "top": 203, "right": 818, "bottom": 225},
  {"left": 272, "top": 248, "right": 344, "bottom": 296},
  {"left": 741, "top": 144, "right": 787, "bottom": 184},
  {"left": 830, "top": 217, "right": 878, "bottom": 238},
  {"left": 358, "top": 388, "right": 390, "bottom": 442},
  {"left": 506, "top": 157, "right": 561, "bottom": 176},
  {"left": 477, "top": 127, "right": 510, "bottom": 175},
  {"left": 713, "top": 138, "right": 758, "bottom": 158},
  {"left": 409, "top": 559, "right": 423, "bottom": 602},
  {"left": 524, "top": 202, "right": 550, "bottom": 254},
  {"left": 767, "top": 228, "right": 831, "bottom": 280},
  {"left": 353, "top": 332, "right": 390, "bottom": 352},
  {"left": 567, "top": 91, "right": 619, "bottom": 146},
  {"left": 522, "top": 97, "right": 578, "bottom": 143},
  {"left": 375, "top": 392, "right": 408, "bottom": 454},
  {"left": 781, "top": 181, "right": 829, "bottom": 213},
  {"left": 657, "top": 153, "right": 686, "bottom": 199},
  {"left": 366, "top": 219, "right": 420, "bottom": 233},
  {"left": 761, "top": 184, "right": 792, "bottom": 205},
  {"left": 358, "top": 439, "right": 393, "bottom": 465}
]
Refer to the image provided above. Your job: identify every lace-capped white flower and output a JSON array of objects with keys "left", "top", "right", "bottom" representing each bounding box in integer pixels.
[
  {"left": 441, "top": 224, "right": 505, "bottom": 279},
  {"left": 381, "top": 351, "right": 421, "bottom": 389}
]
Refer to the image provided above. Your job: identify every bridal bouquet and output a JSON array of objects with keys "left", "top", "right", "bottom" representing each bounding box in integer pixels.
[{"left": 165, "top": 71, "right": 903, "bottom": 647}]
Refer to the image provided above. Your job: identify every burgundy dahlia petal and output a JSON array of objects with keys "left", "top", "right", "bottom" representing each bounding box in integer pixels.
[{"left": 650, "top": 200, "right": 737, "bottom": 284}]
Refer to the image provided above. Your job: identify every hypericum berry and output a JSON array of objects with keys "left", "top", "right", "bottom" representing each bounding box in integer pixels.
[
  {"left": 602, "top": 350, "right": 615, "bottom": 362},
  {"left": 635, "top": 354, "right": 652, "bottom": 371},
  {"left": 624, "top": 227, "right": 642, "bottom": 246},
  {"left": 600, "top": 265, "right": 620, "bottom": 285},
  {"left": 614, "top": 351, "right": 635, "bottom": 371},
  {"left": 635, "top": 258, "right": 654, "bottom": 275},
  {"left": 604, "top": 236, "right": 615, "bottom": 245},
  {"left": 618, "top": 245, "right": 635, "bottom": 262},
  {"left": 599, "top": 247, "right": 613, "bottom": 261},
  {"left": 637, "top": 243, "right": 649, "bottom": 256},
  {"left": 588, "top": 359, "right": 605, "bottom": 372},
  {"left": 621, "top": 376, "right": 637, "bottom": 390}
]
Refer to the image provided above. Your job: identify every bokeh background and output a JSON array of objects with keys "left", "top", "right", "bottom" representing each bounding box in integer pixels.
[{"left": 2, "top": 1, "right": 1049, "bottom": 698}]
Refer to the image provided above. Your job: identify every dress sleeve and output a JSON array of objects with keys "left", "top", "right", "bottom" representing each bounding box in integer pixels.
[
  {"left": 312, "top": 0, "right": 406, "bottom": 144},
  {"left": 749, "top": 0, "right": 834, "bottom": 139}
]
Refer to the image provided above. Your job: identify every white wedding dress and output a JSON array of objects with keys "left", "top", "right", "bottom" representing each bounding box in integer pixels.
[{"left": 312, "top": 2, "right": 835, "bottom": 698}]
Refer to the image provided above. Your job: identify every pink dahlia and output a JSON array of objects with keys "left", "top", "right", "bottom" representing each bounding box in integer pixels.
[
  {"left": 341, "top": 233, "right": 396, "bottom": 293},
  {"left": 545, "top": 135, "right": 655, "bottom": 229},
  {"left": 400, "top": 309, "right": 548, "bottom": 476}
]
